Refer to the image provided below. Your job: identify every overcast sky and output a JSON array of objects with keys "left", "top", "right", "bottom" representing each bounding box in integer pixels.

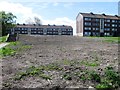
[{"left": 0, "top": 0, "right": 119, "bottom": 35}]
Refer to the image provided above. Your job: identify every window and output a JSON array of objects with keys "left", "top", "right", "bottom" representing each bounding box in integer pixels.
[
  {"left": 84, "top": 32, "right": 88, "bottom": 35},
  {"left": 112, "top": 24, "right": 117, "bottom": 27},
  {"left": 92, "top": 28, "right": 99, "bottom": 31},
  {"left": 93, "top": 23, "right": 99, "bottom": 26},
  {"left": 54, "top": 29, "right": 56, "bottom": 31},
  {"left": 95, "top": 19, "right": 100, "bottom": 21},
  {"left": 104, "top": 33, "right": 110, "bottom": 36},
  {"left": 105, "top": 24, "right": 110, "bottom": 27},
  {"left": 84, "top": 22, "right": 91, "bottom": 26},
  {"left": 62, "top": 32, "right": 67, "bottom": 34},
  {"left": 84, "top": 32, "right": 91, "bottom": 36},
  {"left": 22, "top": 31, "right": 27, "bottom": 33},
  {"left": 105, "top": 19, "right": 110, "bottom": 22},
  {"left": 84, "top": 17, "right": 91, "bottom": 21},
  {"left": 112, "top": 28, "right": 117, "bottom": 31},
  {"left": 38, "top": 31, "right": 43, "bottom": 33},
  {"left": 53, "top": 32, "right": 58, "bottom": 34},
  {"left": 38, "top": 28, "right": 43, "bottom": 30},
  {"left": 104, "top": 28, "right": 110, "bottom": 31},
  {"left": 93, "top": 18, "right": 99, "bottom": 22},
  {"left": 112, "top": 20, "right": 117, "bottom": 23},
  {"left": 107, "top": 33, "right": 110, "bottom": 36},
  {"left": 31, "top": 28, "right": 36, "bottom": 30},
  {"left": 96, "top": 28, "right": 99, "bottom": 30},
  {"left": 67, "top": 29, "right": 71, "bottom": 31},
  {"left": 62, "top": 28, "right": 66, "bottom": 31},
  {"left": 96, "top": 32, "right": 99, "bottom": 36},
  {"left": 93, "top": 28, "right": 95, "bottom": 30},
  {"left": 19, "top": 28, "right": 22, "bottom": 30},
  {"left": 85, "top": 27, "right": 91, "bottom": 30}
]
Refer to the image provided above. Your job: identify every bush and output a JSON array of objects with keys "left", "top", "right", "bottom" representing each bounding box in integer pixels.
[{"left": 62, "top": 73, "right": 72, "bottom": 80}]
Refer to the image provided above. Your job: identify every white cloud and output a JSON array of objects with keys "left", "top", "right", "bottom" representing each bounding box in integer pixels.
[
  {"left": 53, "top": 2, "right": 59, "bottom": 6},
  {"left": 0, "top": 1, "right": 76, "bottom": 35},
  {"left": 63, "top": 3, "right": 74, "bottom": 8},
  {"left": 39, "top": 3, "right": 50, "bottom": 9},
  {"left": 0, "top": 1, "right": 42, "bottom": 23}
]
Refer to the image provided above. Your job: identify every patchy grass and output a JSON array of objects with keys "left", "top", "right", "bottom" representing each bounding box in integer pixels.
[
  {"left": 102, "top": 37, "right": 119, "bottom": 43},
  {"left": 14, "top": 64, "right": 62, "bottom": 80},
  {"left": 17, "top": 45, "right": 32, "bottom": 51},
  {"left": 88, "top": 37, "right": 119, "bottom": 43},
  {"left": 14, "top": 60, "right": 120, "bottom": 89},
  {"left": 95, "top": 66, "right": 120, "bottom": 89},
  {"left": 0, "top": 42, "right": 19, "bottom": 57},
  {"left": 0, "top": 36, "right": 7, "bottom": 43},
  {"left": 43, "top": 63, "right": 62, "bottom": 71},
  {"left": 15, "top": 66, "right": 44, "bottom": 80},
  {"left": 80, "top": 60, "right": 99, "bottom": 67},
  {"left": 57, "top": 59, "right": 79, "bottom": 66},
  {"left": 0, "top": 41, "right": 31, "bottom": 58},
  {"left": 62, "top": 73, "right": 72, "bottom": 80},
  {"left": 0, "top": 47, "right": 16, "bottom": 57},
  {"left": 39, "top": 74, "right": 52, "bottom": 80}
]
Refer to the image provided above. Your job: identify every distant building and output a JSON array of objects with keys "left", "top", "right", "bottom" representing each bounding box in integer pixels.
[
  {"left": 118, "top": 1, "right": 120, "bottom": 16},
  {"left": 76, "top": 12, "right": 120, "bottom": 37},
  {"left": 9, "top": 24, "right": 73, "bottom": 35}
]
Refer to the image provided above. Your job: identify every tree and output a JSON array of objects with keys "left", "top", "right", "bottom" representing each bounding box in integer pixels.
[
  {"left": 25, "top": 17, "right": 42, "bottom": 25},
  {"left": 25, "top": 17, "right": 34, "bottom": 24},
  {"left": 34, "top": 16, "right": 42, "bottom": 25},
  {"left": 0, "top": 11, "right": 17, "bottom": 36}
]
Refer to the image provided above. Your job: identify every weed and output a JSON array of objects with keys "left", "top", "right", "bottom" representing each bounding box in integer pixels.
[
  {"left": 14, "top": 63, "right": 62, "bottom": 80},
  {"left": 80, "top": 60, "right": 99, "bottom": 67},
  {"left": 2, "top": 82, "right": 12, "bottom": 88},
  {"left": 79, "top": 71, "right": 91, "bottom": 81},
  {"left": 39, "top": 74, "right": 52, "bottom": 80},
  {"left": 14, "top": 72, "right": 27, "bottom": 80},
  {"left": 80, "top": 74, "right": 87, "bottom": 81},
  {"left": 62, "top": 73, "right": 72, "bottom": 80},
  {"left": 17, "top": 45, "right": 31, "bottom": 51},
  {"left": 96, "top": 83, "right": 112, "bottom": 89},
  {"left": 26, "top": 66, "right": 43, "bottom": 76},
  {"left": 44, "top": 63, "right": 62, "bottom": 71},
  {"left": 89, "top": 71, "right": 101, "bottom": 83},
  {"left": 95, "top": 66, "right": 120, "bottom": 89},
  {"left": 104, "top": 66, "right": 120, "bottom": 88},
  {"left": 15, "top": 66, "right": 44, "bottom": 80}
]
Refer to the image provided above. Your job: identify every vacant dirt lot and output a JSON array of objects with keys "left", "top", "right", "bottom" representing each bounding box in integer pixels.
[{"left": 1, "top": 35, "right": 119, "bottom": 89}]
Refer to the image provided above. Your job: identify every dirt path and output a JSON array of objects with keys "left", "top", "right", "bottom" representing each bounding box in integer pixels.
[
  {"left": 1, "top": 35, "right": 118, "bottom": 88},
  {"left": 0, "top": 43, "right": 9, "bottom": 49}
]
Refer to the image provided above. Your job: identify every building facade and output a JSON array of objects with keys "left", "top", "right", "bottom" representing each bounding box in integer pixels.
[
  {"left": 9, "top": 24, "right": 73, "bottom": 35},
  {"left": 76, "top": 12, "right": 120, "bottom": 37}
]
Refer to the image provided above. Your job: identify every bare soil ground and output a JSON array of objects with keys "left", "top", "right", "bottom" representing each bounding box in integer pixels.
[{"left": 1, "top": 35, "right": 119, "bottom": 89}]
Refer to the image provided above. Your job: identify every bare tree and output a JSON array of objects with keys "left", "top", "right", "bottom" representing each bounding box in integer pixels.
[
  {"left": 34, "top": 16, "right": 42, "bottom": 25},
  {"left": 25, "top": 17, "right": 34, "bottom": 24}
]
